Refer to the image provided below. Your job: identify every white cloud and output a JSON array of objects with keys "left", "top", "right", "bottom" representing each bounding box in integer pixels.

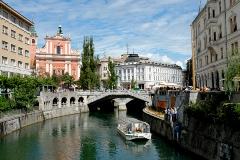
[{"left": 4, "top": 0, "right": 203, "bottom": 65}]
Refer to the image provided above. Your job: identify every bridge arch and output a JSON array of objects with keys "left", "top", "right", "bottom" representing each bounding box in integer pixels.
[
  {"left": 61, "top": 97, "right": 67, "bottom": 106},
  {"left": 78, "top": 97, "right": 84, "bottom": 103},
  {"left": 53, "top": 97, "right": 58, "bottom": 105},
  {"left": 70, "top": 97, "right": 76, "bottom": 104}
]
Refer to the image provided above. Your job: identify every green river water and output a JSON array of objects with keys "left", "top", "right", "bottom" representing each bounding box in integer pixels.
[{"left": 0, "top": 111, "right": 199, "bottom": 160}]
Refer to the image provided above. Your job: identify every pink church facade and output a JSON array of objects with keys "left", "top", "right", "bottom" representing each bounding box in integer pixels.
[{"left": 36, "top": 26, "right": 81, "bottom": 80}]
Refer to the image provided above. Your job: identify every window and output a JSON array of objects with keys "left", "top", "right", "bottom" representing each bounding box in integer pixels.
[
  {"left": 25, "top": 37, "right": 30, "bottom": 44},
  {"left": 32, "top": 39, "right": 35, "bottom": 44},
  {"left": 56, "top": 46, "right": 61, "bottom": 54},
  {"left": 221, "top": 48, "right": 224, "bottom": 59},
  {"left": 231, "top": 43, "right": 235, "bottom": 55},
  {"left": 2, "top": 10, "right": 8, "bottom": 19},
  {"left": 197, "top": 23, "right": 201, "bottom": 34},
  {"left": 11, "top": 59, "right": 15, "bottom": 66},
  {"left": 18, "top": 61, "right": 22, "bottom": 68},
  {"left": 208, "top": 28, "right": 211, "bottom": 42},
  {"left": 10, "top": 16, "right": 16, "bottom": 23},
  {"left": 18, "top": 34, "right": 23, "bottom": 41},
  {"left": 25, "top": 63, "right": 29, "bottom": 69},
  {"left": 235, "top": 42, "right": 238, "bottom": 54},
  {"left": 230, "top": 0, "right": 233, "bottom": 7},
  {"left": 204, "top": 36, "right": 207, "bottom": 49},
  {"left": 212, "top": 10, "right": 215, "bottom": 18},
  {"left": 2, "top": 57, "right": 7, "bottom": 65},
  {"left": 18, "top": 47, "right": 23, "bottom": 55},
  {"left": 2, "top": 41, "right": 8, "bottom": 50},
  {"left": 214, "top": 32, "right": 217, "bottom": 41},
  {"left": 18, "top": 21, "right": 23, "bottom": 28},
  {"left": 25, "top": 50, "right": 29, "bottom": 57},
  {"left": 208, "top": 7, "right": 211, "bottom": 19},
  {"left": 219, "top": 25, "right": 222, "bottom": 39},
  {"left": 230, "top": 42, "right": 239, "bottom": 55},
  {"left": 11, "top": 44, "right": 16, "bottom": 52},
  {"left": 230, "top": 0, "right": 236, "bottom": 7},
  {"left": 11, "top": 30, "right": 16, "bottom": 38},
  {"left": 219, "top": 1, "right": 222, "bottom": 13},
  {"left": 233, "top": 16, "right": 237, "bottom": 32},
  {"left": 2, "top": 26, "right": 8, "bottom": 35},
  {"left": 215, "top": 53, "right": 218, "bottom": 61},
  {"left": 230, "top": 16, "right": 238, "bottom": 33}
]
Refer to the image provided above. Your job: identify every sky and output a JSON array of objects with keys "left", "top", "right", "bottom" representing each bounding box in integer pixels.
[{"left": 4, "top": 0, "right": 206, "bottom": 68}]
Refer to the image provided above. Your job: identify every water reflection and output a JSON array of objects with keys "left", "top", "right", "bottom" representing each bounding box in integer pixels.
[{"left": 0, "top": 111, "right": 196, "bottom": 160}]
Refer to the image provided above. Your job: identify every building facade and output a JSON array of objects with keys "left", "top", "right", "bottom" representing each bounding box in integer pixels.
[
  {"left": 0, "top": 0, "right": 34, "bottom": 77},
  {"left": 36, "top": 26, "right": 81, "bottom": 80},
  {"left": 191, "top": 0, "right": 240, "bottom": 90},
  {"left": 115, "top": 54, "right": 182, "bottom": 89},
  {"left": 98, "top": 56, "right": 123, "bottom": 89}
]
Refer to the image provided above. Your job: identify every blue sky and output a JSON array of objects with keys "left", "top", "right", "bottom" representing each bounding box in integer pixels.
[{"left": 5, "top": 0, "right": 206, "bottom": 68}]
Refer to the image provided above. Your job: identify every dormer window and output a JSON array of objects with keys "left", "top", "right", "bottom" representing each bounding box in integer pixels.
[{"left": 57, "top": 46, "right": 61, "bottom": 54}]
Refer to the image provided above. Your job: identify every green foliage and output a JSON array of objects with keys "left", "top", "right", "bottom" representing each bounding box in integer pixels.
[
  {"left": 0, "top": 75, "right": 61, "bottom": 112},
  {"left": 107, "top": 57, "right": 117, "bottom": 89},
  {"left": 79, "top": 36, "right": 100, "bottom": 90},
  {"left": 0, "top": 96, "right": 15, "bottom": 111},
  {"left": 131, "top": 78, "right": 137, "bottom": 89},
  {"left": 224, "top": 54, "right": 240, "bottom": 91},
  {"left": 61, "top": 72, "right": 74, "bottom": 88},
  {"left": 218, "top": 103, "right": 240, "bottom": 128},
  {"left": 185, "top": 93, "right": 240, "bottom": 127},
  {"left": 186, "top": 59, "right": 193, "bottom": 86}
]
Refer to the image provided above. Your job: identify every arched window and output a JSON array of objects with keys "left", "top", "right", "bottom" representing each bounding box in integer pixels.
[
  {"left": 32, "top": 39, "right": 35, "bottom": 44},
  {"left": 57, "top": 46, "right": 61, "bottom": 54}
]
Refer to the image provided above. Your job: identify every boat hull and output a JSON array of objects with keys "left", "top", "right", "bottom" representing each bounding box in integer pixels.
[{"left": 117, "top": 127, "right": 151, "bottom": 141}]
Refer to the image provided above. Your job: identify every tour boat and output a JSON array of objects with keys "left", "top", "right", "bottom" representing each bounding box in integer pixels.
[{"left": 117, "top": 118, "right": 151, "bottom": 141}]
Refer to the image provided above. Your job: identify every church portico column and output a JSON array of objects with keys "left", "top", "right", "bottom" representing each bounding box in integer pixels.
[
  {"left": 50, "top": 63, "right": 53, "bottom": 76},
  {"left": 69, "top": 63, "right": 71, "bottom": 75},
  {"left": 65, "top": 63, "right": 68, "bottom": 74}
]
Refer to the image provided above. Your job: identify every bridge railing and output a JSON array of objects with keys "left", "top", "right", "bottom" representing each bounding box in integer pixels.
[{"left": 86, "top": 90, "right": 151, "bottom": 104}]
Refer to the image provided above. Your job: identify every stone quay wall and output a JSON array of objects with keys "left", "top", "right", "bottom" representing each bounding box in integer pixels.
[
  {"left": 0, "top": 105, "right": 88, "bottom": 137},
  {"left": 143, "top": 91, "right": 240, "bottom": 160}
]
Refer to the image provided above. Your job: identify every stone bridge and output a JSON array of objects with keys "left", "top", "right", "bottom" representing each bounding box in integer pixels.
[{"left": 38, "top": 90, "right": 151, "bottom": 112}]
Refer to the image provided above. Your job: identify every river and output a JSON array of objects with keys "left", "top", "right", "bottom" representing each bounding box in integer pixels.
[{"left": 0, "top": 111, "right": 198, "bottom": 160}]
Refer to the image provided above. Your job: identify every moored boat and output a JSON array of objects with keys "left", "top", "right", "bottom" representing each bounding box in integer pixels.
[{"left": 117, "top": 118, "right": 151, "bottom": 141}]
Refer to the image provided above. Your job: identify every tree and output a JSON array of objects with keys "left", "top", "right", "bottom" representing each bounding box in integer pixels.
[
  {"left": 186, "top": 59, "right": 193, "bottom": 86},
  {"left": 107, "top": 57, "right": 117, "bottom": 89},
  {"left": 225, "top": 54, "right": 240, "bottom": 91},
  {"left": 61, "top": 72, "right": 74, "bottom": 89},
  {"left": 130, "top": 78, "right": 137, "bottom": 89},
  {"left": 79, "top": 36, "right": 100, "bottom": 90}
]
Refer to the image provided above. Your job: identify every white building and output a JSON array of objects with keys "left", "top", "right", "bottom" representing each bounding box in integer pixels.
[
  {"left": 116, "top": 60, "right": 182, "bottom": 90},
  {"left": 191, "top": 0, "right": 240, "bottom": 89}
]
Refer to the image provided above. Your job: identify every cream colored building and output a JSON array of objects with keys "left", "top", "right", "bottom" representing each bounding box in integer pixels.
[
  {"left": 191, "top": 0, "right": 240, "bottom": 90},
  {"left": 0, "top": 1, "right": 34, "bottom": 77}
]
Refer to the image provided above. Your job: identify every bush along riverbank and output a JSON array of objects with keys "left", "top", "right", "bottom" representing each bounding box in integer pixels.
[{"left": 143, "top": 91, "right": 240, "bottom": 160}]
